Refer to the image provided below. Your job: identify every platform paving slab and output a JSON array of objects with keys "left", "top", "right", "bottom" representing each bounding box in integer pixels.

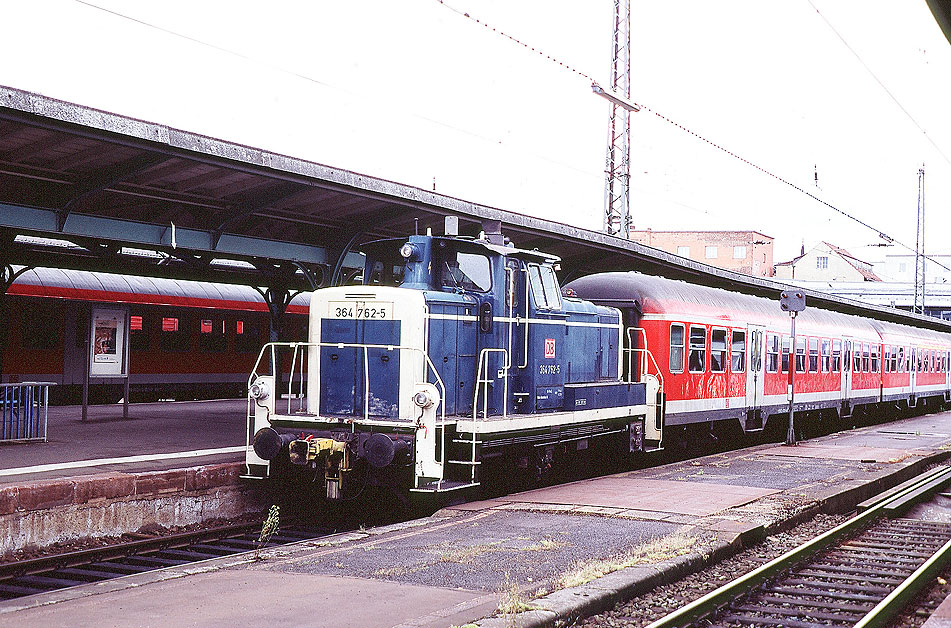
[
  {"left": 0, "top": 399, "right": 246, "bottom": 483},
  {"left": 3, "top": 411, "right": 951, "bottom": 627}
]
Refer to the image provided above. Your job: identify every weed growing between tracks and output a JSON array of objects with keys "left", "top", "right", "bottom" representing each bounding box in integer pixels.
[{"left": 254, "top": 505, "right": 280, "bottom": 560}]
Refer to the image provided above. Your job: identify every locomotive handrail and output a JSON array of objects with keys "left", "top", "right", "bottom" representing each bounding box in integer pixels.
[
  {"left": 625, "top": 327, "right": 664, "bottom": 391},
  {"left": 473, "top": 347, "right": 510, "bottom": 421}
]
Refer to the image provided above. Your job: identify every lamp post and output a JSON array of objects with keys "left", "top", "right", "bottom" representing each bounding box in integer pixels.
[{"left": 780, "top": 290, "right": 806, "bottom": 445}]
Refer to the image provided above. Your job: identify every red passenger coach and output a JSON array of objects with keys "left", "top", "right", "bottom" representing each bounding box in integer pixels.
[
  {"left": 567, "top": 272, "right": 951, "bottom": 436},
  {"left": 2, "top": 268, "right": 308, "bottom": 404}
]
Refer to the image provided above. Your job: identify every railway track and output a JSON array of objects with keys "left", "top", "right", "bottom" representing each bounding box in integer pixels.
[
  {"left": 645, "top": 466, "right": 951, "bottom": 628},
  {"left": 0, "top": 521, "right": 332, "bottom": 602}
]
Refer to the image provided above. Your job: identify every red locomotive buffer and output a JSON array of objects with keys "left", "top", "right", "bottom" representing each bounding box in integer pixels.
[
  {"left": 2, "top": 267, "right": 308, "bottom": 404},
  {"left": 567, "top": 272, "right": 951, "bottom": 434}
]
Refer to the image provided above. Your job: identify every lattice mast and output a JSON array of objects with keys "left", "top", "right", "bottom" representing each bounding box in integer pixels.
[
  {"left": 602, "top": 0, "right": 632, "bottom": 238},
  {"left": 914, "top": 166, "right": 926, "bottom": 314}
]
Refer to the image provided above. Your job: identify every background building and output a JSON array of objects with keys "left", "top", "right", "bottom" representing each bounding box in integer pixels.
[
  {"left": 875, "top": 253, "right": 951, "bottom": 284},
  {"left": 774, "top": 241, "right": 881, "bottom": 282},
  {"left": 629, "top": 230, "right": 774, "bottom": 277}
]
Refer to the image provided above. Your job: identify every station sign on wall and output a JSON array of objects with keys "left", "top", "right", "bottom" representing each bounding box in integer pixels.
[{"left": 89, "top": 307, "right": 129, "bottom": 378}]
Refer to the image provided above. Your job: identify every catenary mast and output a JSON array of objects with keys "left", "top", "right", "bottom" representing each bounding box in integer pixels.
[{"left": 602, "top": 0, "right": 632, "bottom": 238}]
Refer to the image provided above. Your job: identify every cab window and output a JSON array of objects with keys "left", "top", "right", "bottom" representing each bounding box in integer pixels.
[
  {"left": 528, "top": 264, "right": 562, "bottom": 310},
  {"left": 441, "top": 252, "right": 491, "bottom": 292}
]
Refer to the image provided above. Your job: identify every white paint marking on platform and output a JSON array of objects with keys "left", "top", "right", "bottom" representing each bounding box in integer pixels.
[{"left": 0, "top": 446, "right": 246, "bottom": 477}]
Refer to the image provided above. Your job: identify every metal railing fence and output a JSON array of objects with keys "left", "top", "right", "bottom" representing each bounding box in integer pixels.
[{"left": 0, "top": 382, "right": 53, "bottom": 442}]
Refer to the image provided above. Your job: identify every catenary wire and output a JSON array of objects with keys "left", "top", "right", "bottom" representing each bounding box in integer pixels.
[
  {"left": 806, "top": 0, "right": 951, "bottom": 168},
  {"left": 72, "top": 0, "right": 603, "bottom": 182},
  {"left": 435, "top": 0, "right": 951, "bottom": 272}
]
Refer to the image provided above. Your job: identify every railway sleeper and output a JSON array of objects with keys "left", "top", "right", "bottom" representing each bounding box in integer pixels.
[
  {"left": 805, "top": 561, "right": 907, "bottom": 578},
  {"left": 792, "top": 568, "right": 904, "bottom": 585},
  {"left": 732, "top": 604, "right": 865, "bottom": 622},
  {"left": 779, "top": 577, "right": 892, "bottom": 595},
  {"left": 764, "top": 585, "right": 882, "bottom": 603}
]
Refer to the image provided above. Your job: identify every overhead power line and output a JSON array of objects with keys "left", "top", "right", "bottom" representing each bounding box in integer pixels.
[
  {"left": 435, "top": 0, "right": 951, "bottom": 271},
  {"left": 72, "top": 0, "right": 603, "bottom": 182},
  {"left": 806, "top": 0, "right": 951, "bottom": 168}
]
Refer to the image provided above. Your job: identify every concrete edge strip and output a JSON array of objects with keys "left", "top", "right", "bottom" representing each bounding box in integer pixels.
[{"left": 0, "top": 446, "right": 246, "bottom": 478}]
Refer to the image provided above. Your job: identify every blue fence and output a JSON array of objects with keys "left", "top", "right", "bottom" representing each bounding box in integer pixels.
[{"left": 0, "top": 382, "right": 52, "bottom": 442}]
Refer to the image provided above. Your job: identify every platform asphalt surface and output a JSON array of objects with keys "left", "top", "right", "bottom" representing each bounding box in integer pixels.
[
  {"left": 4, "top": 411, "right": 951, "bottom": 627},
  {"left": 0, "top": 399, "right": 247, "bottom": 483}
]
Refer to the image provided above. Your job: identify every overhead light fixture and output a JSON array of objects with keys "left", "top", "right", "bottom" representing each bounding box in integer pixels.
[{"left": 591, "top": 83, "right": 641, "bottom": 112}]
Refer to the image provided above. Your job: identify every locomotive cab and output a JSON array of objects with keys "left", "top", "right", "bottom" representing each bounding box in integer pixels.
[{"left": 244, "top": 221, "right": 655, "bottom": 500}]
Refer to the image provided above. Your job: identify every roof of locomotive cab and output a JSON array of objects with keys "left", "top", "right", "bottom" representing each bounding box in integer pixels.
[{"left": 361, "top": 235, "right": 560, "bottom": 263}]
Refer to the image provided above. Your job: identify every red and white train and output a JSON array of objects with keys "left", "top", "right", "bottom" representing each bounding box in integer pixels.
[
  {"left": 568, "top": 272, "right": 951, "bottom": 436},
  {"left": 1, "top": 267, "right": 307, "bottom": 404}
]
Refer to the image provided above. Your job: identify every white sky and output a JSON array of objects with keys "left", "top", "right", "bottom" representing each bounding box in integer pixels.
[{"left": 2, "top": 1, "right": 950, "bottom": 265}]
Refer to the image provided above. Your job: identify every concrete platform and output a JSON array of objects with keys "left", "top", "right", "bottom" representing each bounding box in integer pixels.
[
  {"left": 4, "top": 411, "right": 951, "bottom": 627},
  {"left": 0, "top": 399, "right": 246, "bottom": 483}
]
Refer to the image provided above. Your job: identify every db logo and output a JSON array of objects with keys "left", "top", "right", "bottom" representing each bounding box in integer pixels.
[{"left": 544, "top": 338, "right": 556, "bottom": 359}]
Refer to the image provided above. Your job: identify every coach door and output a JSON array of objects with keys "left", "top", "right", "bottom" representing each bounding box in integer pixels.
[
  {"left": 745, "top": 326, "right": 766, "bottom": 430},
  {"left": 910, "top": 347, "right": 918, "bottom": 399},
  {"left": 841, "top": 338, "right": 853, "bottom": 408}
]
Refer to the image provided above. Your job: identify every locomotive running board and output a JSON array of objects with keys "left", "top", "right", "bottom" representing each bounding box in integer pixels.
[{"left": 411, "top": 480, "right": 480, "bottom": 493}]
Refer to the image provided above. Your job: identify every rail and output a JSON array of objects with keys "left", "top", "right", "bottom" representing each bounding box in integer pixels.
[
  {"left": 0, "top": 382, "right": 52, "bottom": 442},
  {"left": 625, "top": 327, "right": 664, "bottom": 391},
  {"left": 645, "top": 465, "right": 951, "bottom": 628}
]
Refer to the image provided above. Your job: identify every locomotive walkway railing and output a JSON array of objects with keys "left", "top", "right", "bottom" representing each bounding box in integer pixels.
[
  {"left": 0, "top": 382, "right": 53, "bottom": 442},
  {"left": 626, "top": 327, "right": 664, "bottom": 390}
]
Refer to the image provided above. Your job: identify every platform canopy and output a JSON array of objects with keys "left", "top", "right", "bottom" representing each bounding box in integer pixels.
[{"left": 1, "top": 85, "right": 949, "bottom": 331}]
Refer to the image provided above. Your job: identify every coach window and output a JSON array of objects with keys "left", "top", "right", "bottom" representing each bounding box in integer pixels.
[
  {"left": 781, "top": 336, "right": 790, "bottom": 372},
  {"left": 710, "top": 328, "right": 727, "bottom": 373},
  {"left": 731, "top": 330, "right": 746, "bottom": 372},
  {"left": 821, "top": 339, "right": 830, "bottom": 373},
  {"left": 897, "top": 347, "right": 905, "bottom": 372},
  {"left": 883, "top": 346, "right": 891, "bottom": 373},
  {"left": 871, "top": 345, "right": 879, "bottom": 373},
  {"left": 766, "top": 334, "right": 779, "bottom": 373},
  {"left": 130, "top": 314, "right": 149, "bottom": 351},
  {"left": 796, "top": 337, "right": 806, "bottom": 373},
  {"left": 21, "top": 303, "right": 61, "bottom": 350},
  {"left": 199, "top": 318, "right": 226, "bottom": 352},
  {"left": 853, "top": 344, "right": 862, "bottom": 372},
  {"left": 669, "top": 324, "right": 685, "bottom": 373},
  {"left": 808, "top": 338, "right": 819, "bottom": 373},
  {"left": 235, "top": 319, "right": 260, "bottom": 353},
  {"left": 688, "top": 325, "right": 706, "bottom": 373},
  {"left": 832, "top": 339, "right": 841, "bottom": 372},
  {"left": 862, "top": 344, "right": 870, "bottom": 372},
  {"left": 161, "top": 315, "right": 190, "bottom": 352}
]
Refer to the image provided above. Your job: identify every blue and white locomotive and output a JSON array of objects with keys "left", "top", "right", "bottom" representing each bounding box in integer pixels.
[{"left": 245, "top": 219, "right": 661, "bottom": 500}]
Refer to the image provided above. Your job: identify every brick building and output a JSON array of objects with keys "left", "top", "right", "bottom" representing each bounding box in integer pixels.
[{"left": 628, "top": 230, "right": 774, "bottom": 277}]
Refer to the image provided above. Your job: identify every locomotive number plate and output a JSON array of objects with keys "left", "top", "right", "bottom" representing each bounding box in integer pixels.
[{"left": 328, "top": 301, "right": 393, "bottom": 320}]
